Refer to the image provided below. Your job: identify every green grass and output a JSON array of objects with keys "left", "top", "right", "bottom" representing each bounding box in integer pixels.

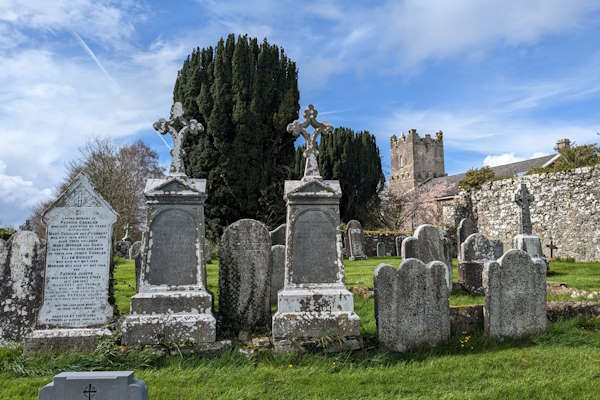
[{"left": 3, "top": 257, "right": 600, "bottom": 399}]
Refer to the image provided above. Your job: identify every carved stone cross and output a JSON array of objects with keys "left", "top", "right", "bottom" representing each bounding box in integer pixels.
[
  {"left": 153, "top": 102, "right": 204, "bottom": 177},
  {"left": 546, "top": 239, "right": 558, "bottom": 258},
  {"left": 513, "top": 183, "right": 534, "bottom": 235},
  {"left": 287, "top": 104, "right": 333, "bottom": 180}
]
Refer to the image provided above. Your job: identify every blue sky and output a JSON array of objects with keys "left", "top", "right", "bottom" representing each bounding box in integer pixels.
[{"left": 1, "top": 0, "right": 599, "bottom": 226}]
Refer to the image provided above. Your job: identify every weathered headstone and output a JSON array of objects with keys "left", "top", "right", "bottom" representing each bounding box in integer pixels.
[
  {"left": 483, "top": 249, "right": 547, "bottom": 338},
  {"left": 39, "top": 371, "right": 147, "bottom": 400},
  {"left": 115, "top": 225, "right": 132, "bottom": 258},
  {"left": 25, "top": 173, "right": 117, "bottom": 354},
  {"left": 219, "top": 219, "right": 272, "bottom": 334},
  {"left": 457, "top": 217, "right": 477, "bottom": 261},
  {"left": 270, "top": 224, "right": 286, "bottom": 246},
  {"left": 374, "top": 259, "right": 450, "bottom": 352},
  {"left": 512, "top": 183, "right": 549, "bottom": 270},
  {"left": 122, "top": 102, "right": 216, "bottom": 348},
  {"left": 459, "top": 233, "right": 503, "bottom": 294},
  {"left": 204, "top": 243, "right": 212, "bottom": 263},
  {"left": 128, "top": 241, "right": 142, "bottom": 260},
  {"left": 271, "top": 245, "right": 285, "bottom": 306},
  {"left": 272, "top": 105, "right": 360, "bottom": 352},
  {"left": 402, "top": 224, "right": 453, "bottom": 291},
  {"left": 395, "top": 236, "right": 404, "bottom": 259},
  {"left": 376, "top": 242, "right": 385, "bottom": 257},
  {"left": 346, "top": 220, "right": 367, "bottom": 260},
  {"left": 0, "top": 231, "right": 45, "bottom": 344}
]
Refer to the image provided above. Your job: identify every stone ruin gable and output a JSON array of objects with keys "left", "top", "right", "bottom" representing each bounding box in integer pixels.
[
  {"left": 401, "top": 224, "right": 453, "bottom": 290},
  {"left": 374, "top": 259, "right": 450, "bottom": 352},
  {"left": 219, "top": 219, "right": 272, "bottom": 334},
  {"left": 389, "top": 129, "right": 445, "bottom": 197},
  {"left": 483, "top": 249, "right": 547, "bottom": 339},
  {"left": 464, "top": 166, "right": 600, "bottom": 261},
  {"left": 0, "top": 231, "right": 45, "bottom": 344}
]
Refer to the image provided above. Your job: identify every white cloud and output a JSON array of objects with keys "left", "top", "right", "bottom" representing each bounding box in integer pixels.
[{"left": 483, "top": 153, "right": 524, "bottom": 167}]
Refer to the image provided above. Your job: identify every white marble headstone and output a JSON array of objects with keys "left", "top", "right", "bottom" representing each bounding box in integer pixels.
[{"left": 37, "top": 173, "right": 117, "bottom": 328}]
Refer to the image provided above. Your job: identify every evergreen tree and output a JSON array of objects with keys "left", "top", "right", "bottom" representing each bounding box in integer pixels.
[
  {"left": 173, "top": 35, "right": 299, "bottom": 240},
  {"left": 293, "top": 127, "right": 385, "bottom": 224}
]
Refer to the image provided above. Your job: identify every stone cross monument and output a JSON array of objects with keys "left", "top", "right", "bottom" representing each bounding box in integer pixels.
[
  {"left": 511, "top": 182, "right": 549, "bottom": 271},
  {"left": 513, "top": 183, "right": 534, "bottom": 235},
  {"left": 287, "top": 104, "right": 332, "bottom": 179},
  {"left": 153, "top": 102, "right": 203, "bottom": 176},
  {"left": 122, "top": 103, "right": 218, "bottom": 349},
  {"left": 272, "top": 104, "right": 361, "bottom": 352}
]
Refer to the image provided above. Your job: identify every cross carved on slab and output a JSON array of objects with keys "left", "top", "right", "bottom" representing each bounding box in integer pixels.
[
  {"left": 83, "top": 383, "right": 97, "bottom": 400},
  {"left": 513, "top": 183, "right": 535, "bottom": 235},
  {"left": 287, "top": 104, "right": 333, "bottom": 180},
  {"left": 153, "top": 102, "right": 204, "bottom": 177}
]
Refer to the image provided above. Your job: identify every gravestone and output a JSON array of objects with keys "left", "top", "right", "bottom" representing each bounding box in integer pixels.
[
  {"left": 272, "top": 105, "right": 360, "bottom": 352},
  {"left": 219, "top": 219, "right": 272, "bottom": 334},
  {"left": 376, "top": 242, "right": 385, "bottom": 257},
  {"left": 39, "top": 371, "right": 147, "bottom": 400},
  {"left": 24, "top": 173, "right": 117, "bottom": 354},
  {"left": 270, "top": 224, "right": 286, "bottom": 246},
  {"left": 459, "top": 233, "right": 503, "bottom": 294},
  {"left": 346, "top": 220, "right": 367, "bottom": 260},
  {"left": 122, "top": 102, "right": 216, "bottom": 348},
  {"left": 374, "top": 259, "right": 450, "bottom": 352},
  {"left": 0, "top": 231, "right": 45, "bottom": 344},
  {"left": 115, "top": 224, "right": 132, "bottom": 258},
  {"left": 402, "top": 224, "right": 453, "bottom": 291},
  {"left": 271, "top": 245, "right": 285, "bottom": 306},
  {"left": 204, "top": 243, "right": 212, "bottom": 263},
  {"left": 483, "top": 249, "right": 547, "bottom": 338},
  {"left": 457, "top": 218, "right": 477, "bottom": 261},
  {"left": 512, "top": 183, "right": 549, "bottom": 271},
  {"left": 395, "top": 236, "right": 404, "bottom": 259},
  {"left": 128, "top": 241, "right": 142, "bottom": 260}
]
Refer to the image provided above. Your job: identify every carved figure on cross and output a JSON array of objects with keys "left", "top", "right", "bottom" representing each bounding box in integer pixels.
[
  {"left": 287, "top": 104, "right": 333, "bottom": 180},
  {"left": 513, "top": 183, "right": 534, "bottom": 235},
  {"left": 153, "top": 102, "right": 204, "bottom": 177}
]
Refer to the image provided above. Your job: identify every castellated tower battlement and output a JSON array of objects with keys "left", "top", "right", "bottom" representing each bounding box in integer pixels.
[{"left": 390, "top": 129, "right": 445, "bottom": 196}]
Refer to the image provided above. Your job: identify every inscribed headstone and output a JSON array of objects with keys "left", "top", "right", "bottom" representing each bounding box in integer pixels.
[
  {"left": 25, "top": 173, "right": 117, "bottom": 354},
  {"left": 459, "top": 233, "right": 503, "bottom": 293},
  {"left": 346, "top": 220, "right": 367, "bottom": 260}
]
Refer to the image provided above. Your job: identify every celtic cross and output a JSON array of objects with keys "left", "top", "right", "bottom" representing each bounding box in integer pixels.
[
  {"left": 513, "top": 183, "right": 534, "bottom": 235},
  {"left": 287, "top": 104, "right": 333, "bottom": 180},
  {"left": 153, "top": 102, "right": 204, "bottom": 177}
]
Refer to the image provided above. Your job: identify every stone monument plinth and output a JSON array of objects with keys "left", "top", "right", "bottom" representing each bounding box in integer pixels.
[
  {"left": 24, "top": 173, "right": 117, "bottom": 355},
  {"left": 272, "top": 105, "right": 360, "bottom": 352},
  {"left": 122, "top": 102, "right": 217, "bottom": 348}
]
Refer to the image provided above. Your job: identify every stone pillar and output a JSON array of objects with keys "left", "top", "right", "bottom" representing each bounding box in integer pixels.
[
  {"left": 122, "top": 177, "right": 216, "bottom": 348},
  {"left": 272, "top": 178, "right": 361, "bottom": 351}
]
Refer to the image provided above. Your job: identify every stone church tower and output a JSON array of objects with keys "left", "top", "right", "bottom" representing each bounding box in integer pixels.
[{"left": 390, "top": 129, "right": 445, "bottom": 196}]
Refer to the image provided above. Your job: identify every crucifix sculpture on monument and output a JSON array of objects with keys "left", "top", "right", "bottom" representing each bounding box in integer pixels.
[
  {"left": 153, "top": 102, "right": 204, "bottom": 177},
  {"left": 513, "top": 182, "right": 534, "bottom": 235},
  {"left": 287, "top": 104, "right": 333, "bottom": 180}
]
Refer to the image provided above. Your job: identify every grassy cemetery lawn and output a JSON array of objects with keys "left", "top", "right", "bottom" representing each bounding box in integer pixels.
[{"left": 2, "top": 257, "right": 600, "bottom": 399}]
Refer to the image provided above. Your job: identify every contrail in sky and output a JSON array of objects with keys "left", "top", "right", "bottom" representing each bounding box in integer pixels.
[{"left": 72, "top": 31, "right": 120, "bottom": 90}]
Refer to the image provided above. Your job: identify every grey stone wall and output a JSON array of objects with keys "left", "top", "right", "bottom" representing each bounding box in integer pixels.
[
  {"left": 465, "top": 166, "right": 600, "bottom": 261},
  {"left": 364, "top": 233, "right": 404, "bottom": 257}
]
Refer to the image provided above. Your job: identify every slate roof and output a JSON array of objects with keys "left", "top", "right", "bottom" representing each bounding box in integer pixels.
[{"left": 423, "top": 153, "right": 557, "bottom": 198}]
